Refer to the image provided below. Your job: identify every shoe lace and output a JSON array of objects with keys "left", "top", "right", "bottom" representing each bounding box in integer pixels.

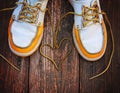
[
  {"left": 0, "top": 54, "right": 20, "bottom": 71},
  {"left": 17, "top": 1, "right": 42, "bottom": 24},
  {"left": 82, "top": 4, "right": 100, "bottom": 27}
]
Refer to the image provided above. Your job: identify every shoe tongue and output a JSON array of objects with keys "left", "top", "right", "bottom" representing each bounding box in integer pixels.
[
  {"left": 77, "top": 0, "right": 95, "bottom": 7},
  {"left": 74, "top": 0, "right": 95, "bottom": 7},
  {"left": 74, "top": 0, "right": 95, "bottom": 13},
  {"left": 26, "top": 0, "right": 40, "bottom": 5}
]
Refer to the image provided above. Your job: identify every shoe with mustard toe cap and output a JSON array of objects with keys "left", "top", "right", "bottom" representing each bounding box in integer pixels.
[
  {"left": 8, "top": 0, "right": 49, "bottom": 57},
  {"left": 69, "top": 0, "right": 107, "bottom": 61}
]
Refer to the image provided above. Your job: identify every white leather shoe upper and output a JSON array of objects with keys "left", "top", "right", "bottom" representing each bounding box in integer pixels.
[
  {"left": 11, "top": 21, "right": 37, "bottom": 48},
  {"left": 80, "top": 23, "right": 103, "bottom": 53}
]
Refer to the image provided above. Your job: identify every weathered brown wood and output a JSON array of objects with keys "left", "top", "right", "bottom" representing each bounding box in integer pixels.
[
  {"left": 0, "top": 0, "right": 120, "bottom": 93},
  {"left": 106, "top": 0, "right": 120, "bottom": 93}
]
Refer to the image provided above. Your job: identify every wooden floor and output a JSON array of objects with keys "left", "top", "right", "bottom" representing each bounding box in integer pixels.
[{"left": 0, "top": 0, "right": 120, "bottom": 93}]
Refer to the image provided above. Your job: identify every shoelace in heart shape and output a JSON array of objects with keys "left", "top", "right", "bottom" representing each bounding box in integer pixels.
[{"left": 39, "top": 9, "right": 72, "bottom": 70}]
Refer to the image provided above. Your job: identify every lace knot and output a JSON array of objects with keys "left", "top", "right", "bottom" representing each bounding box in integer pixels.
[
  {"left": 82, "top": 2, "right": 100, "bottom": 27},
  {"left": 17, "top": 1, "right": 42, "bottom": 24}
]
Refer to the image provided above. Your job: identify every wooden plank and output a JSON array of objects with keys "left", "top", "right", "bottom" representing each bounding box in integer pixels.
[
  {"left": 108, "top": 0, "right": 120, "bottom": 93},
  {"left": 29, "top": 0, "right": 79, "bottom": 93},
  {"left": 0, "top": 1, "right": 29, "bottom": 93}
]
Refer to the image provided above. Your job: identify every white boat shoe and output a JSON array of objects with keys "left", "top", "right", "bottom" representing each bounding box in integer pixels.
[
  {"left": 69, "top": 0, "right": 107, "bottom": 61},
  {"left": 8, "top": 0, "right": 48, "bottom": 57}
]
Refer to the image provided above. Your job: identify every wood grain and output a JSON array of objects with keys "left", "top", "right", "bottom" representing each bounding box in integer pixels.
[
  {"left": 29, "top": 0, "right": 79, "bottom": 93},
  {"left": 0, "top": 0, "right": 120, "bottom": 93}
]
